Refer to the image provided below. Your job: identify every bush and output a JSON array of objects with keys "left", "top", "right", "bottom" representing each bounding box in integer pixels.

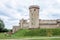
[{"left": 0, "top": 28, "right": 9, "bottom": 33}]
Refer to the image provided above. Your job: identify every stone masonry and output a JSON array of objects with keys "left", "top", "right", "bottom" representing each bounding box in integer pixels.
[{"left": 12, "top": 5, "right": 60, "bottom": 33}]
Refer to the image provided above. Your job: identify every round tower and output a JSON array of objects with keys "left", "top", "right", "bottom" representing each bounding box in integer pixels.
[{"left": 29, "top": 5, "right": 40, "bottom": 28}]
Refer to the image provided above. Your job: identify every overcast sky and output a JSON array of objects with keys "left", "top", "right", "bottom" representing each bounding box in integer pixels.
[{"left": 0, "top": 0, "right": 60, "bottom": 29}]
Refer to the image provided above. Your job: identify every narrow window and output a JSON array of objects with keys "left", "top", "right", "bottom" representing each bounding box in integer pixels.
[{"left": 34, "top": 9, "right": 36, "bottom": 11}]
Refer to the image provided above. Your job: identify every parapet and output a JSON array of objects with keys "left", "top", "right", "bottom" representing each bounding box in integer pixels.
[
  {"left": 39, "top": 20, "right": 57, "bottom": 25},
  {"left": 29, "top": 5, "right": 40, "bottom": 9}
]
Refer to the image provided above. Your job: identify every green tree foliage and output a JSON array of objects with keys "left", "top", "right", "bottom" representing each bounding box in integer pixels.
[
  {"left": 3, "top": 28, "right": 9, "bottom": 32},
  {"left": 0, "top": 19, "right": 5, "bottom": 31}
]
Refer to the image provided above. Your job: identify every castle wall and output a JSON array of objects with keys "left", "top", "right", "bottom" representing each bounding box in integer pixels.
[
  {"left": 20, "top": 19, "right": 29, "bottom": 29},
  {"left": 19, "top": 19, "right": 60, "bottom": 29},
  {"left": 12, "top": 26, "right": 20, "bottom": 33},
  {"left": 39, "top": 20, "right": 57, "bottom": 24},
  {"left": 39, "top": 20, "right": 59, "bottom": 28},
  {"left": 39, "top": 24, "right": 58, "bottom": 28},
  {"left": 22, "top": 23, "right": 29, "bottom": 29}
]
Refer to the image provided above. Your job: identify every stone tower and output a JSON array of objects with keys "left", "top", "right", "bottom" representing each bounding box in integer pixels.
[{"left": 29, "top": 5, "right": 40, "bottom": 28}]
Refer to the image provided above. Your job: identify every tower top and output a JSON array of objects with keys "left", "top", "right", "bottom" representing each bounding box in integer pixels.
[{"left": 29, "top": 5, "right": 40, "bottom": 9}]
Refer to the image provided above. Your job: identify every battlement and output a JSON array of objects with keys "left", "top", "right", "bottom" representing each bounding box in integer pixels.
[
  {"left": 39, "top": 20, "right": 57, "bottom": 25},
  {"left": 29, "top": 5, "right": 40, "bottom": 9}
]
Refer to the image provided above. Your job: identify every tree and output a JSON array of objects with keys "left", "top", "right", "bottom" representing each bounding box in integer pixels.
[
  {"left": 3, "top": 28, "right": 9, "bottom": 32},
  {"left": 0, "top": 19, "right": 5, "bottom": 31}
]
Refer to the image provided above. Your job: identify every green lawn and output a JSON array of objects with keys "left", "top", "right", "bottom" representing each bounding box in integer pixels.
[{"left": 0, "top": 33, "right": 60, "bottom": 40}]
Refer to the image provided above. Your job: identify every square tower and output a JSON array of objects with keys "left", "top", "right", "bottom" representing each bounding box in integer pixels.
[{"left": 29, "top": 5, "right": 40, "bottom": 28}]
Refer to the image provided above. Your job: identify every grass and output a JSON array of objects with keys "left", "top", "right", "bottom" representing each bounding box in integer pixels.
[
  {"left": 0, "top": 28, "right": 60, "bottom": 39},
  {"left": 0, "top": 37, "right": 60, "bottom": 40},
  {"left": 29, "top": 38, "right": 60, "bottom": 40},
  {"left": 0, "top": 33, "right": 60, "bottom": 40},
  {"left": 12, "top": 28, "right": 60, "bottom": 37}
]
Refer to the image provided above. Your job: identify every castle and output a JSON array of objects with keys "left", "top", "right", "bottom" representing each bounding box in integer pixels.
[{"left": 12, "top": 5, "right": 60, "bottom": 33}]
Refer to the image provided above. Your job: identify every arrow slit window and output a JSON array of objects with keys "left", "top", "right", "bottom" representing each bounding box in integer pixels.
[{"left": 34, "top": 9, "right": 36, "bottom": 11}]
